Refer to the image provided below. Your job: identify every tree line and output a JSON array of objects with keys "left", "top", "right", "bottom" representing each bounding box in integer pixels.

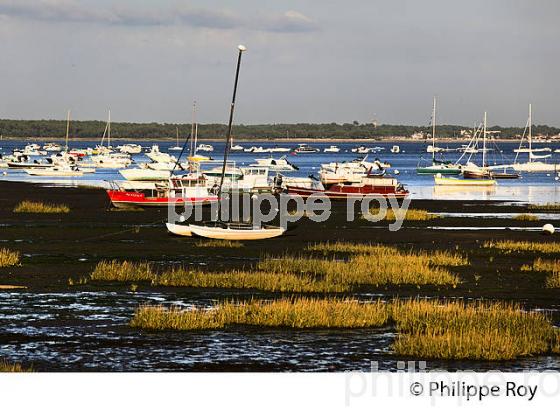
[{"left": 0, "top": 119, "right": 558, "bottom": 140}]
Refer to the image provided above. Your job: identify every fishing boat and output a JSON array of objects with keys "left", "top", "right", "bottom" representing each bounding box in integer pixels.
[
  {"left": 417, "top": 97, "right": 462, "bottom": 175},
  {"left": 287, "top": 173, "right": 409, "bottom": 199},
  {"left": 183, "top": 45, "right": 285, "bottom": 240},
  {"left": 293, "top": 143, "right": 319, "bottom": 154},
  {"left": 323, "top": 145, "right": 340, "bottom": 153},
  {"left": 434, "top": 174, "right": 497, "bottom": 186},
  {"left": 107, "top": 174, "right": 218, "bottom": 208}
]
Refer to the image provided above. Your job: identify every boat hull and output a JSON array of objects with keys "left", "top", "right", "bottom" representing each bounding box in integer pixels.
[
  {"left": 434, "top": 176, "right": 497, "bottom": 186},
  {"left": 189, "top": 224, "right": 285, "bottom": 240},
  {"left": 286, "top": 186, "right": 409, "bottom": 199},
  {"left": 166, "top": 223, "right": 192, "bottom": 236},
  {"left": 416, "top": 167, "right": 461, "bottom": 175},
  {"left": 106, "top": 190, "right": 218, "bottom": 208}
]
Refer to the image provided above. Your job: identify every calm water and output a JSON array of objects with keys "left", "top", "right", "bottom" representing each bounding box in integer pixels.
[{"left": 2, "top": 139, "right": 560, "bottom": 203}]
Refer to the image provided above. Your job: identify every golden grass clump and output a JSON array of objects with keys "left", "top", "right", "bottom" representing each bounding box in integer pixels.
[
  {"left": 156, "top": 268, "right": 348, "bottom": 293},
  {"left": 0, "top": 360, "right": 30, "bottom": 372},
  {"left": 130, "top": 298, "right": 390, "bottom": 331},
  {"left": 363, "top": 208, "right": 439, "bottom": 221},
  {"left": 523, "top": 258, "right": 560, "bottom": 288},
  {"left": 484, "top": 240, "right": 560, "bottom": 254},
  {"left": 13, "top": 200, "right": 70, "bottom": 214},
  {"left": 307, "top": 242, "right": 467, "bottom": 267},
  {"left": 194, "top": 240, "right": 244, "bottom": 248},
  {"left": 130, "top": 297, "right": 558, "bottom": 360},
  {"left": 90, "top": 260, "right": 154, "bottom": 282},
  {"left": 512, "top": 214, "right": 540, "bottom": 221},
  {"left": 528, "top": 203, "right": 560, "bottom": 212},
  {"left": 0, "top": 248, "right": 20, "bottom": 268},
  {"left": 391, "top": 299, "right": 555, "bottom": 360}
]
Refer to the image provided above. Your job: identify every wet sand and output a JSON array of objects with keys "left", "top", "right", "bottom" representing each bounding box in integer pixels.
[{"left": 1, "top": 181, "right": 560, "bottom": 371}]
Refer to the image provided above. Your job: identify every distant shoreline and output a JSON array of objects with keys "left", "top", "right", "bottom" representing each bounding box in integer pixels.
[{"left": 0, "top": 136, "right": 552, "bottom": 144}]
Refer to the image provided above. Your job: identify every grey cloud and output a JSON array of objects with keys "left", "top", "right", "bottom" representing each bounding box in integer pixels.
[{"left": 0, "top": 0, "right": 317, "bottom": 32}]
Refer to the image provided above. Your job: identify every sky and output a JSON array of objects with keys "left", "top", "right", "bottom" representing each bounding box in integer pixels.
[{"left": 0, "top": 0, "right": 558, "bottom": 126}]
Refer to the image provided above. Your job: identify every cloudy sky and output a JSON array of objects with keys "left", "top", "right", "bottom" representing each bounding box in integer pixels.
[{"left": 0, "top": 0, "right": 558, "bottom": 126}]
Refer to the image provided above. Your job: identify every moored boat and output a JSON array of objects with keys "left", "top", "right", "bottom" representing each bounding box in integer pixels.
[{"left": 434, "top": 175, "right": 497, "bottom": 186}]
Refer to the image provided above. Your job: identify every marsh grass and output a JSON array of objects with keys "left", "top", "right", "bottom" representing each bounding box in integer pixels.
[
  {"left": 512, "top": 214, "right": 540, "bottom": 221},
  {"left": 90, "top": 260, "right": 153, "bottom": 282},
  {"left": 484, "top": 240, "right": 560, "bottom": 254},
  {"left": 13, "top": 200, "right": 70, "bottom": 214},
  {"left": 90, "top": 242, "right": 463, "bottom": 291},
  {"left": 130, "top": 298, "right": 390, "bottom": 330},
  {"left": 528, "top": 203, "right": 560, "bottom": 212},
  {"left": 130, "top": 298, "right": 557, "bottom": 360},
  {"left": 0, "top": 360, "right": 30, "bottom": 372},
  {"left": 392, "top": 299, "right": 554, "bottom": 360},
  {"left": 522, "top": 258, "right": 560, "bottom": 288},
  {"left": 194, "top": 240, "right": 244, "bottom": 248},
  {"left": 362, "top": 208, "right": 439, "bottom": 221},
  {"left": 0, "top": 248, "right": 20, "bottom": 267}
]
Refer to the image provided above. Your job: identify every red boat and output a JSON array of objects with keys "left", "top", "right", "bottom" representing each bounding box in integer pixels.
[
  {"left": 286, "top": 175, "right": 409, "bottom": 199},
  {"left": 106, "top": 175, "right": 218, "bottom": 208}
]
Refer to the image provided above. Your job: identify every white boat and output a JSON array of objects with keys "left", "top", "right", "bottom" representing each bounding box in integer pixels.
[
  {"left": 351, "top": 145, "right": 371, "bottom": 154},
  {"left": 146, "top": 145, "right": 176, "bottom": 163},
  {"left": 323, "top": 145, "right": 340, "bottom": 153},
  {"left": 166, "top": 222, "right": 194, "bottom": 237},
  {"left": 511, "top": 105, "right": 559, "bottom": 172},
  {"left": 168, "top": 128, "right": 183, "bottom": 151},
  {"left": 189, "top": 222, "right": 285, "bottom": 240},
  {"left": 426, "top": 145, "right": 444, "bottom": 153},
  {"left": 244, "top": 146, "right": 269, "bottom": 153},
  {"left": 269, "top": 146, "right": 291, "bottom": 153},
  {"left": 25, "top": 165, "right": 85, "bottom": 177},
  {"left": 118, "top": 144, "right": 142, "bottom": 154},
  {"left": 230, "top": 144, "right": 244, "bottom": 151},
  {"left": 197, "top": 144, "right": 214, "bottom": 152},
  {"left": 390, "top": 145, "right": 400, "bottom": 154},
  {"left": 43, "top": 143, "right": 62, "bottom": 152},
  {"left": 251, "top": 156, "right": 297, "bottom": 171},
  {"left": 119, "top": 168, "right": 171, "bottom": 181},
  {"left": 82, "top": 153, "right": 132, "bottom": 169}
]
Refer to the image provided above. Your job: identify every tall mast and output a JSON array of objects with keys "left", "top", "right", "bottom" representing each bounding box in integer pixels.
[
  {"left": 65, "top": 109, "right": 71, "bottom": 152},
  {"left": 482, "top": 112, "right": 487, "bottom": 167},
  {"left": 217, "top": 45, "right": 246, "bottom": 219},
  {"left": 190, "top": 101, "right": 196, "bottom": 155},
  {"left": 176, "top": 126, "right": 179, "bottom": 147},
  {"left": 528, "top": 103, "right": 532, "bottom": 163},
  {"left": 431, "top": 96, "right": 436, "bottom": 161},
  {"left": 107, "top": 109, "right": 111, "bottom": 147}
]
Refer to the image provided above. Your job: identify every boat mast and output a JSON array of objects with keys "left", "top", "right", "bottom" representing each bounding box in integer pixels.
[
  {"left": 107, "top": 109, "right": 111, "bottom": 148},
  {"left": 482, "top": 112, "right": 487, "bottom": 167},
  {"left": 176, "top": 127, "right": 179, "bottom": 147},
  {"left": 528, "top": 103, "right": 532, "bottom": 164},
  {"left": 217, "top": 45, "right": 246, "bottom": 218},
  {"left": 65, "top": 109, "right": 71, "bottom": 152},
  {"left": 190, "top": 101, "right": 196, "bottom": 155},
  {"left": 431, "top": 96, "right": 436, "bottom": 162}
]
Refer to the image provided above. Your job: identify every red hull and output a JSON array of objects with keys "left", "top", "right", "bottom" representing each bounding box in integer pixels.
[
  {"left": 106, "top": 190, "right": 218, "bottom": 208},
  {"left": 286, "top": 185, "right": 409, "bottom": 199}
]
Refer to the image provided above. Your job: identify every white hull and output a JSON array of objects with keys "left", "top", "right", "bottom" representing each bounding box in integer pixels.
[
  {"left": 166, "top": 223, "right": 192, "bottom": 237},
  {"left": 120, "top": 169, "right": 170, "bottom": 181},
  {"left": 434, "top": 176, "right": 497, "bottom": 186},
  {"left": 25, "top": 169, "right": 83, "bottom": 177},
  {"left": 189, "top": 224, "right": 285, "bottom": 240},
  {"left": 511, "top": 162, "right": 559, "bottom": 172}
]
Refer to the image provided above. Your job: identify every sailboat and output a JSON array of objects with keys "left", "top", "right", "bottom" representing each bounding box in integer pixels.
[
  {"left": 169, "top": 127, "right": 182, "bottom": 151},
  {"left": 416, "top": 97, "right": 462, "bottom": 175},
  {"left": 511, "top": 104, "right": 558, "bottom": 172},
  {"left": 171, "top": 45, "right": 285, "bottom": 240},
  {"left": 187, "top": 102, "right": 211, "bottom": 162}
]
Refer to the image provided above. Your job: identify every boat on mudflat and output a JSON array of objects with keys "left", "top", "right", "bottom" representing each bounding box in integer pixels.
[
  {"left": 106, "top": 175, "right": 218, "bottom": 208},
  {"left": 286, "top": 174, "right": 409, "bottom": 199}
]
